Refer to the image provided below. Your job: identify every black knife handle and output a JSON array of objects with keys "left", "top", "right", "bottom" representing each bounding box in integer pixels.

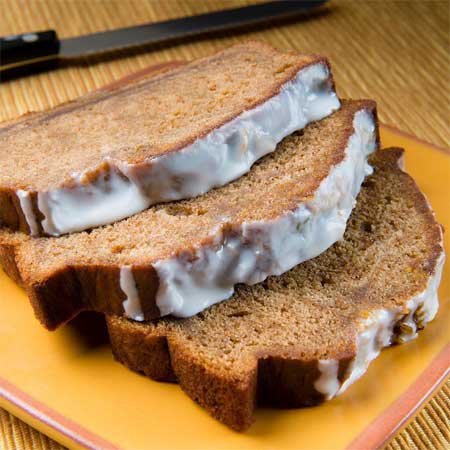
[{"left": 0, "top": 30, "right": 60, "bottom": 71}]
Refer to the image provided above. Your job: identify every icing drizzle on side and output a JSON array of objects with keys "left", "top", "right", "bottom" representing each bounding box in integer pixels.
[{"left": 314, "top": 247, "right": 445, "bottom": 400}]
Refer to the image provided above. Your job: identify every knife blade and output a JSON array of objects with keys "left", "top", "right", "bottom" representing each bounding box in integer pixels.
[{"left": 0, "top": 1, "right": 327, "bottom": 76}]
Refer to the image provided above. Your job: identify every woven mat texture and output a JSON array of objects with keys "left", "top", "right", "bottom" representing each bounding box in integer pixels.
[{"left": 0, "top": 1, "right": 449, "bottom": 449}]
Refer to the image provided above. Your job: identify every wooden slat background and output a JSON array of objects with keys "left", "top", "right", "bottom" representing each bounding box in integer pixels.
[{"left": 0, "top": 1, "right": 449, "bottom": 449}]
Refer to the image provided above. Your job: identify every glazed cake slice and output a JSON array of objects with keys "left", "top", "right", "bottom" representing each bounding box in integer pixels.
[
  {"left": 0, "top": 41, "right": 339, "bottom": 237},
  {"left": 0, "top": 100, "right": 377, "bottom": 330},
  {"left": 107, "top": 149, "right": 445, "bottom": 431}
]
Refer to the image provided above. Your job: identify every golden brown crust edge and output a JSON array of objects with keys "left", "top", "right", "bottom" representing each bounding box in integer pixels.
[
  {"left": 0, "top": 42, "right": 331, "bottom": 236},
  {"left": 106, "top": 316, "right": 353, "bottom": 431},
  {"left": 105, "top": 148, "right": 445, "bottom": 431},
  {"left": 0, "top": 100, "right": 378, "bottom": 330},
  {"left": 0, "top": 241, "right": 22, "bottom": 286}
]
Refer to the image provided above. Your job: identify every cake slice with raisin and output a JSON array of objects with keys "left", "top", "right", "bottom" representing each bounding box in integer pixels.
[{"left": 107, "top": 148, "right": 445, "bottom": 431}]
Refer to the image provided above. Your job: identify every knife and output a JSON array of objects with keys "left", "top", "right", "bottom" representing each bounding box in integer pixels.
[{"left": 0, "top": 1, "right": 327, "bottom": 77}]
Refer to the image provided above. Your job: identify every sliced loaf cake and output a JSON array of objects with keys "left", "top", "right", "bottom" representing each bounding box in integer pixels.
[
  {"left": 107, "top": 148, "right": 445, "bottom": 431},
  {"left": 0, "top": 100, "right": 378, "bottom": 330},
  {"left": 0, "top": 41, "right": 339, "bottom": 236}
]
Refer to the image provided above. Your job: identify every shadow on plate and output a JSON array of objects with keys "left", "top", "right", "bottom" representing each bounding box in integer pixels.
[{"left": 64, "top": 311, "right": 110, "bottom": 349}]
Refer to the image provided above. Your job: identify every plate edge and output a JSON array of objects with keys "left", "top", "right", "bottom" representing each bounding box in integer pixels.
[
  {"left": 346, "top": 343, "right": 450, "bottom": 450},
  {"left": 380, "top": 123, "right": 450, "bottom": 156},
  {"left": 0, "top": 376, "right": 119, "bottom": 450}
]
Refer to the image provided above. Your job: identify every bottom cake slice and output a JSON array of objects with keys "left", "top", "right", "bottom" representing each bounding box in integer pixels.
[{"left": 107, "top": 148, "right": 445, "bottom": 431}]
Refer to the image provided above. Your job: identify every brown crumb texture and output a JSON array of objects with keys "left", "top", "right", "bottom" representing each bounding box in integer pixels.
[
  {"left": 0, "top": 100, "right": 377, "bottom": 329},
  {"left": 0, "top": 41, "right": 330, "bottom": 233},
  {"left": 106, "top": 148, "right": 444, "bottom": 431}
]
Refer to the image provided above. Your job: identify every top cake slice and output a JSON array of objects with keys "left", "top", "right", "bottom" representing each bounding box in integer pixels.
[{"left": 0, "top": 41, "right": 339, "bottom": 236}]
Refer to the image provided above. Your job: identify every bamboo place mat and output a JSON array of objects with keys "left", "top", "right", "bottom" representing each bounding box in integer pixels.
[{"left": 0, "top": 1, "right": 449, "bottom": 449}]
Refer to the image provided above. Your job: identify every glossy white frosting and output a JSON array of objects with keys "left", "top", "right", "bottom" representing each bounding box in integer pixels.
[
  {"left": 119, "top": 265, "right": 144, "bottom": 321},
  {"left": 314, "top": 245, "right": 445, "bottom": 400},
  {"left": 16, "top": 190, "right": 39, "bottom": 236},
  {"left": 16, "top": 62, "right": 339, "bottom": 236},
  {"left": 151, "top": 109, "right": 376, "bottom": 318}
]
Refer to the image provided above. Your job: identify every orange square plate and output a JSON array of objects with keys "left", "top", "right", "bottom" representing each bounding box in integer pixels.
[{"left": 0, "top": 64, "right": 449, "bottom": 450}]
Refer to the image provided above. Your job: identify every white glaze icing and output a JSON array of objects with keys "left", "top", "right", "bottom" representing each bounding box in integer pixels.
[
  {"left": 38, "top": 168, "right": 149, "bottom": 238},
  {"left": 314, "top": 360, "right": 340, "bottom": 398},
  {"left": 153, "top": 109, "right": 377, "bottom": 318},
  {"left": 314, "top": 245, "right": 445, "bottom": 400},
  {"left": 16, "top": 190, "right": 39, "bottom": 235},
  {"left": 119, "top": 266, "right": 144, "bottom": 321},
  {"left": 16, "top": 62, "right": 339, "bottom": 236}
]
